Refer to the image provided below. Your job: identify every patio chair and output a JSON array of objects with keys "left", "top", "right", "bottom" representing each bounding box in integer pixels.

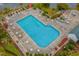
[{"left": 18, "top": 34, "right": 22, "bottom": 38}]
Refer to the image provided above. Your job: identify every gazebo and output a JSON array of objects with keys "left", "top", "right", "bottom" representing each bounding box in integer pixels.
[{"left": 68, "top": 24, "right": 79, "bottom": 42}]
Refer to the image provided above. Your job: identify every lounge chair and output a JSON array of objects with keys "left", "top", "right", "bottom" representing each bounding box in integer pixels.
[
  {"left": 15, "top": 32, "right": 19, "bottom": 35},
  {"left": 30, "top": 48, "right": 33, "bottom": 51},
  {"left": 37, "top": 49, "right": 40, "bottom": 52},
  {"left": 18, "top": 34, "right": 22, "bottom": 38},
  {"left": 26, "top": 40, "right": 29, "bottom": 43}
]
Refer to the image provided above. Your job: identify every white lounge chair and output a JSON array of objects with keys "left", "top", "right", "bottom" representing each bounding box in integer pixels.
[
  {"left": 37, "top": 49, "right": 40, "bottom": 52},
  {"left": 15, "top": 32, "right": 19, "bottom": 35},
  {"left": 30, "top": 48, "right": 33, "bottom": 51},
  {"left": 26, "top": 40, "right": 29, "bottom": 43},
  {"left": 18, "top": 34, "right": 22, "bottom": 38}
]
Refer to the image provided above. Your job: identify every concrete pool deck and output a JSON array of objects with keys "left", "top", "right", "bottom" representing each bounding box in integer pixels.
[{"left": 5, "top": 9, "right": 79, "bottom": 55}]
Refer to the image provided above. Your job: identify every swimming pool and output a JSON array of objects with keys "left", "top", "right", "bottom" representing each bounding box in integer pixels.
[{"left": 17, "top": 15, "right": 60, "bottom": 48}]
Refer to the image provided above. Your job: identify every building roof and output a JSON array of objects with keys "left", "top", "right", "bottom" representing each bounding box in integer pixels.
[{"left": 70, "top": 24, "right": 79, "bottom": 40}]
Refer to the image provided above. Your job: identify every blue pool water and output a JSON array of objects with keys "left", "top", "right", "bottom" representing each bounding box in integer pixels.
[{"left": 17, "top": 15, "right": 60, "bottom": 48}]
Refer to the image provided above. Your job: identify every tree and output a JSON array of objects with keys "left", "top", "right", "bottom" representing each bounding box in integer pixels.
[
  {"left": 0, "top": 24, "right": 10, "bottom": 44},
  {"left": 76, "top": 3, "right": 79, "bottom": 10},
  {"left": 42, "top": 3, "right": 49, "bottom": 8},
  {"left": 26, "top": 52, "right": 30, "bottom": 56},
  {"left": 57, "top": 3, "right": 69, "bottom": 10},
  {"left": 1, "top": 7, "right": 14, "bottom": 15},
  {"left": 33, "top": 3, "right": 49, "bottom": 9}
]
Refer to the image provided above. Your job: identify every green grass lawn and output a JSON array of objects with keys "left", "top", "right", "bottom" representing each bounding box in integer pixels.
[
  {"left": 0, "top": 41, "right": 22, "bottom": 56},
  {"left": 3, "top": 42, "right": 21, "bottom": 56},
  {"left": 0, "top": 24, "right": 22, "bottom": 56},
  {"left": 0, "top": 45, "right": 15, "bottom": 56}
]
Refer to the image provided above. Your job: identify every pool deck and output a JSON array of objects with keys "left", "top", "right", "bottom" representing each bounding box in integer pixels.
[{"left": 5, "top": 9, "right": 79, "bottom": 55}]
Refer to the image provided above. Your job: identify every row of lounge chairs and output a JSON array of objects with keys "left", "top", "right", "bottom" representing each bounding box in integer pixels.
[
  {"left": 9, "top": 23, "right": 22, "bottom": 38},
  {"left": 7, "top": 6, "right": 27, "bottom": 17}
]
